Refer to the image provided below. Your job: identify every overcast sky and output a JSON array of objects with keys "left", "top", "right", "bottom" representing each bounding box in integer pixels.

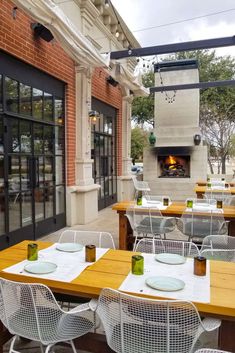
[{"left": 111, "top": 0, "right": 235, "bottom": 56}]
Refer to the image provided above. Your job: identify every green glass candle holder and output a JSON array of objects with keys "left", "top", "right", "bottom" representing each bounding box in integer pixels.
[
  {"left": 163, "top": 197, "right": 169, "bottom": 206},
  {"left": 216, "top": 200, "right": 223, "bottom": 209},
  {"left": 132, "top": 255, "right": 144, "bottom": 275},
  {"left": 207, "top": 182, "right": 211, "bottom": 189},
  {"left": 136, "top": 192, "right": 142, "bottom": 206},
  {"left": 27, "top": 243, "right": 38, "bottom": 261},
  {"left": 186, "top": 199, "right": 193, "bottom": 208}
]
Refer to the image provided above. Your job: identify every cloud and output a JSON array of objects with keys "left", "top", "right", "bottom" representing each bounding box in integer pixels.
[{"left": 111, "top": 0, "right": 235, "bottom": 56}]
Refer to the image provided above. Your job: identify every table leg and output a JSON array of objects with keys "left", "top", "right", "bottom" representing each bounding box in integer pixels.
[
  {"left": 219, "top": 319, "right": 235, "bottom": 351},
  {"left": 228, "top": 220, "right": 235, "bottom": 237},
  {"left": 118, "top": 211, "right": 134, "bottom": 250}
]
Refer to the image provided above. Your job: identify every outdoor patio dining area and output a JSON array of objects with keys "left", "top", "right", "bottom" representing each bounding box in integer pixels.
[{"left": 0, "top": 175, "right": 235, "bottom": 353}]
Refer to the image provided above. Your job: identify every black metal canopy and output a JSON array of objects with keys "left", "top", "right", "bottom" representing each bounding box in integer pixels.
[
  {"left": 110, "top": 35, "right": 235, "bottom": 92},
  {"left": 110, "top": 35, "right": 235, "bottom": 59}
]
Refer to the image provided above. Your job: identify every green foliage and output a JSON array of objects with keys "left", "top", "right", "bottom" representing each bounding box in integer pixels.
[
  {"left": 132, "top": 71, "right": 154, "bottom": 127},
  {"left": 131, "top": 127, "right": 148, "bottom": 163}
]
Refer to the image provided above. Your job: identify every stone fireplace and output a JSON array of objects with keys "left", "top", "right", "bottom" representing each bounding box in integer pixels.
[{"left": 143, "top": 59, "right": 207, "bottom": 200}]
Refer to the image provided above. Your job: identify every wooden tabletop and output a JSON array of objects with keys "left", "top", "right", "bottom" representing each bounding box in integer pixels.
[
  {"left": 196, "top": 180, "right": 235, "bottom": 187},
  {"left": 0, "top": 240, "right": 235, "bottom": 319},
  {"left": 195, "top": 186, "right": 235, "bottom": 194},
  {"left": 112, "top": 201, "right": 235, "bottom": 219}
]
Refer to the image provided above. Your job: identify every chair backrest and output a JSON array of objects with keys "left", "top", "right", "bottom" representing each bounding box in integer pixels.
[
  {"left": 195, "top": 349, "right": 231, "bottom": 353},
  {"left": 59, "top": 230, "right": 115, "bottom": 249},
  {"left": 201, "top": 234, "right": 235, "bottom": 250},
  {"left": 97, "top": 288, "right": 202, "bottom": 353},
  {"left": 134, "top": 238, "right": 200, "bottom": 257},
  {"left": 192, "top": 198, "right": 216, "bottom": 208},
  {"left": 176, "top": 209, "right": 227, "bottom": 240},
  {"left": 0, "top": 278, "right": 62, "bottom": 343},
  {"left": 204, "top": 191, "right": 231, "bottom": 202},
  {"left": 223, "top": 195, "right": 235, "bottom": 206},
  {"left": 200, "top": 235, "right": 235, "bottom": 261},
  {"left": 131, "top": 175, "right": 150, "bottom": 192}
]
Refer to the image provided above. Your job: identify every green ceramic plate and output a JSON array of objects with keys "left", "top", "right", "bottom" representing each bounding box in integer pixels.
[
  {"left": 56, "top": 243, "right": 83, "bottom": 252},
  {"left": 155, "top": 253, "right": 186, "bottom": 265},
  {"left": 24, "top": 261, "right": 57, "bottom": 274},
  {"left": 146, "top": 276, "right": 185, "bottom": 291}
]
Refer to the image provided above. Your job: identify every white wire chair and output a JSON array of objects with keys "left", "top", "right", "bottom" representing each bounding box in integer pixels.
[
  {"left": 134, "top": 238, "right": 200, "bottom": 257},
  {"left": 195, "top": 348, "right": 230, "bottom": 353},
  {"left": 95, "top": 288, "right": 221, "bottom": 353},
  {"left": 191, "top": 198, "right": 217, "bottom": 208},
  {"left": 200, "top": 235, "right": 235, "bottom": 262},
  {"left": 126, "top": 205, "right": 176, "bottom": 249},
  {"left": 204, "top": 190, "right": 231, "bottom": 203},
  {"left": 59, "top": 230, "right": 115, "bottom": 249},
  {"left": 131, "top": 175, "right": 150, "bottom": 199},
  {"left": 176, "top": 208, "right": 228, "bottom": 242},
  {"left": 0, "top": 278, "right": 94, "bottom": 353},
  {"left": 223, "top": 195, "right": 235, "bottom": 206}
]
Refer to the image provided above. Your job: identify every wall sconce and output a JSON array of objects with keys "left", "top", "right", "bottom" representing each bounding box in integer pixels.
[
  {"left": 57, "top": 116, "right": 63, "bottom": 124},
  {"left": 89, "top": 110, "right": 100, "bottom": 125},
  {"left": 106, "top": 75, "right": 118, "bottom": 87},
  {"left": 31, "top": 23, "right": 54, "bottom": 42}
]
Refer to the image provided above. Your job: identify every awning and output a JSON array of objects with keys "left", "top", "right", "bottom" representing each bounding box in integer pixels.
[
  {"left": 13, "top": 0, "right": 109, "bottom": 68},
  {"left": 109, "top": 62, "right": 149, "bottom": 96}
]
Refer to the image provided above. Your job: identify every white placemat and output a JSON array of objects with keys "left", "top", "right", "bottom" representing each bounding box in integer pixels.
[
  {"left": 3, "top": 244, "right": 109, "bottom": 282},
  {"left": 119, "top": 254, "right": 210, "bottom": 303},
  {"left": 141, "top": 199, "right": 172, "bottom": 211},
  {"left": 186, "top": 206, "right": 224, "bottom": 213}
]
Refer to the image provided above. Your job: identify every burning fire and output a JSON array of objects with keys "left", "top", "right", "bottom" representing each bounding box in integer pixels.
[
  {"left": 168, "top": 155, "right": 177, "bottom": 165},
  {"left": 166, "top": 155, "right": 177, "bottom": 170}
]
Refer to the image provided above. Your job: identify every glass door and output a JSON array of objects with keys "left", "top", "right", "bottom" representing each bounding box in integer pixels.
[{"left": 91, "top": 99, "right": 117, "bottom": 210}]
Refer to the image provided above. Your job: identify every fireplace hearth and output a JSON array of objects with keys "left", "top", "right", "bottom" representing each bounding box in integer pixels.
[{"left": 158, "top": 155, "right": 190, "bottom": 178}]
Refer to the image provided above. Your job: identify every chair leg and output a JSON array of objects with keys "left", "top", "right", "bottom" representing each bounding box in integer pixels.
[
  {"left": 70, "top": 340, "right": 77, "bottom": 353},
  {"left": 45, "top": 344, "right": 54, "bottom": 353},
  {"left": 40, "top": 343, "right": 45, "bottom": 353},
  {"left": 9, "top": 335, "right": 20, "bottom": 353}
]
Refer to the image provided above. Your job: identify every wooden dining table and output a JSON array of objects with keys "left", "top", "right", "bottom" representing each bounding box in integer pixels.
[
  {"left": 196, "top": 180, "right": 235, "bottom": 187},
  {"left": 112, "top": 201, "right": 235, "bottom": 250},
  {"left": 0, "top": 240, "right": 235, "bottom": 351},
  {"left": 195, "top": 185, "right": 235, "bottom": 199}
]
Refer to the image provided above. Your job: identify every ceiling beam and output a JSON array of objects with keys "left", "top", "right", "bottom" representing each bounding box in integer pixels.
[
  {"left": 150, "top": 80, "right": 235, "bottom": 93},
  {"left": 110, "top": 35, "right": 235, "bottom": 59}
]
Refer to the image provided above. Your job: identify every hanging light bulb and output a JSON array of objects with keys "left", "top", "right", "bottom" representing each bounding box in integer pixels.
[
  {"left": 115, "top": 29, "right": 120, "bottom": 38},
  {"left": 104, "top": 0, "right": 109, "bottom": 8}
]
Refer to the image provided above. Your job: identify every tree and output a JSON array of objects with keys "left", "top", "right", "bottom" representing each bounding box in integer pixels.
[
  {"left": 131, "top": 127, "right": 148, "bottom": 164},
  {"left": 132, "top": 71, "right": 154, "bottom": 127},
  {"left": 177, "top": 50, "right": 235, "bottom": 173}
]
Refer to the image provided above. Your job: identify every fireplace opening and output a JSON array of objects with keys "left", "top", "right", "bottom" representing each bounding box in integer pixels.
[{"left": 158, "top": 155, "right": 190, "bottom": 178}]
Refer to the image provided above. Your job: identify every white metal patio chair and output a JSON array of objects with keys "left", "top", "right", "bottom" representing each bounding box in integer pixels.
[
  {"left": 0, "top": 278, "right": 94, "bottom": 353},
  {"left": 176, "top": 208, "right": 228, "bottom": 242},
  {"left": 134, "top": 238, "right": 200, "bottom": 257},
  {"left": 95, "top": 288, "right": 221, "bottom": 353},
  {"left": 59, "top": 230, "right": 115, "bottom": 249},
  {"left": 200, "top": 235, "right": 235, "bottom": 262},
  {"left": 131, "top": 175, "right": 150, "bottom": 199},
  {"left": 126, "top": 205, "right": 176, "bottom": 249},
  {"left": 195, "top": 348, "right": 230, "bottom": 353},
  {"left": 204, "top": 190, "right": 231, "bottom": 203},
  {"left": 223, "top": 195, "right": 235, "bottom": 206}
]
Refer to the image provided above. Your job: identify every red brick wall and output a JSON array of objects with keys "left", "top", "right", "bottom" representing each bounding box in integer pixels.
[
  {"left": 92, "top": 68, "right": 123, "bottom": 176},
  {"left": 0, "top": 0, "right": 76, "bottom": 186}
]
